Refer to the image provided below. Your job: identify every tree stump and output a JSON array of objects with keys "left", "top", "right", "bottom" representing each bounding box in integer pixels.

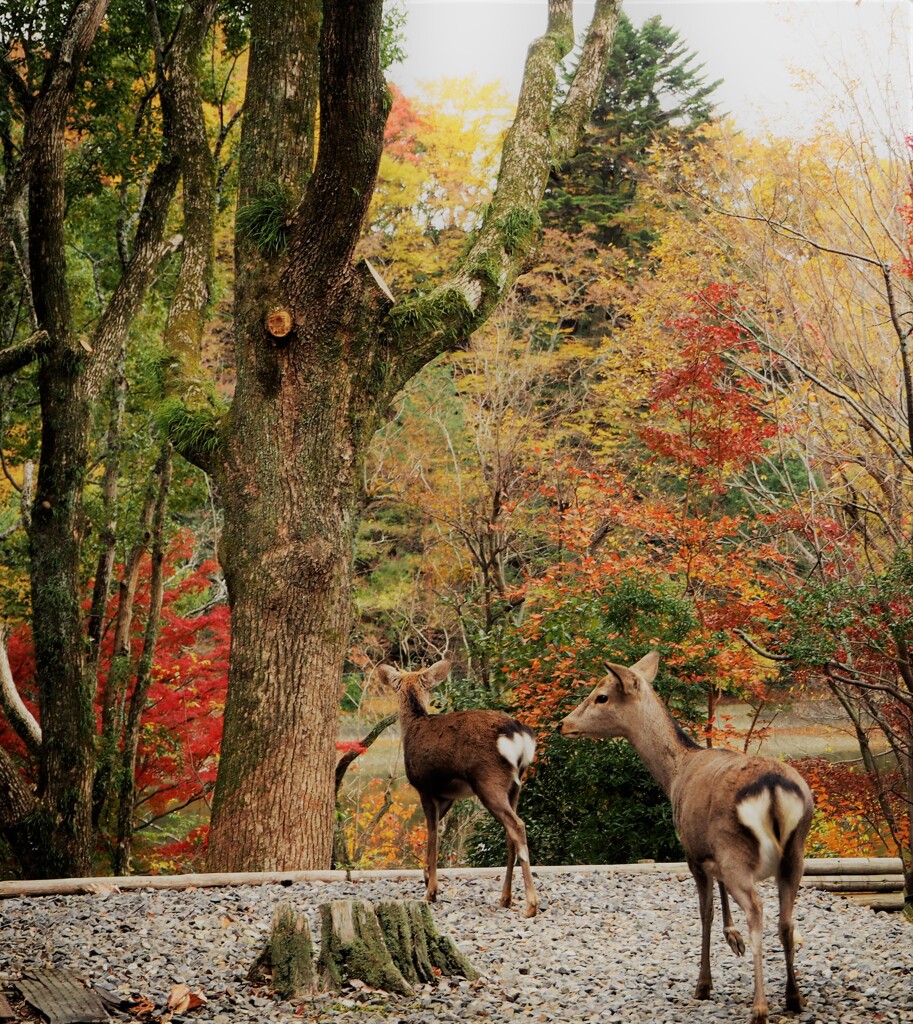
[
  {"left": 316, "top": 898, "right": 478, "bottom": 993},
  {"left": 247, "top": 902, "right": 316, "bottom": 1000},
  {"left": 317, "top": 899, "right": 412, "bottom": 994}
]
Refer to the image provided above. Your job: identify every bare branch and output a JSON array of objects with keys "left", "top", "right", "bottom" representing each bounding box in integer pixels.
[{"left": 0, "top": 623, "right": 42, "bottom": 757}]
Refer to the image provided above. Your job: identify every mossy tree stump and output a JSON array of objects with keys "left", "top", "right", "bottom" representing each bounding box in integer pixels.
[
  {"left": 316, "top": 898, "right": 478, "bottom": 994},
  {"left": 251, "top": 898, "right": 477, "bottom": 999},
  {"left": 248, "top": 902, "right": 316, "bottom": 1000}
]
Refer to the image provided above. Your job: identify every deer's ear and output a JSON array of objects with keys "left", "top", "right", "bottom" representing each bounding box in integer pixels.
[
  {"left": 420, "top": 659, "right": 451, "bottom": 689},
  {"left": 631, "top": 650, "right": 660, "bottom": 685},
  {"left": 374, "top": 664, "right": 403, "bottom": 691},
  {"left": 605, "top": 662, "right": 639, "bottom": 695}
]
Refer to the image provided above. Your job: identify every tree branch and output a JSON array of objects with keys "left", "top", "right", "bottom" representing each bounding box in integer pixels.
[
  {"left": 379, "top": 0, "right": 619, "bottom": 389},
  {"left": 0, "top": 330, "right": 48, "bottom": 377},
  {"left": 334, "top": 712, "right": 397, "bottom": 794},
  {"left": 288, "top": 0, "right": 387, "bottom": 288},
  {"left": 0, "top": 0, "right": 110, "bottom": 234},
  {"left": 0, "top": 624, "right": 42, "bottom": 758},
  {"left": 146, "top": 0, "right": 224, "bottom": 472}
]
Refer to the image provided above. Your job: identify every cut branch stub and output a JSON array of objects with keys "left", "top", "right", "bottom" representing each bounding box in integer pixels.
[{"left": 265, "top": 309, "right": 293, "bottom": 339}]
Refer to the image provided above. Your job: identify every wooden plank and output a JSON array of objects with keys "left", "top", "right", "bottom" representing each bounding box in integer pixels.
[
  {"left": 841, "top": 891, "right": 906, "bottom": 911},
  {"left": 803, "top": 857, "right": 904, "bottom": 876},
  {"left": 802, "top": 876, "right": 904, "bottom": 893},
  {"left": 15, "top": 969, "right": 108, "bottom": 1024},
  {"left": 0, "top": 993, "right": 16, "bottom": 1021},
  {"left": 0, "top": 869, "right": 348, "bottom": 899}
]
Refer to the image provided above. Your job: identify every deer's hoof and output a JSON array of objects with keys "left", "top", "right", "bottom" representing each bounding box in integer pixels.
[
  {"left": 524, "top": 902, "right": 539, "bottom": 919},
  {"left": 750, "top": 1007, "right": 768, "bottom": 1024},
  {"left": 424, "top": 890, "right": 438, "bottom": 903},
  {"left": 693, "top": 983, "right": 712, "bottom": 1000},
  {"left": 785, "top": 992, "right": 805, "bottom": 1012},
  {"left": 724, "top": 926, "right": 746, "bottom": 956},
  {"left": 499, "top": 896, "right": 512, "bottom": 908}
]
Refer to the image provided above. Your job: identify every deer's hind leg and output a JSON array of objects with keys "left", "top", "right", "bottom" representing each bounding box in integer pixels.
[
  {"left": 719, "top": 881, "right": 746, "bottom": 956},
  {"left": 499, "top": 779, "right": 523, "bottom": 909},
  {"left": 725, "top": 877, "right": 768, "bottom": 1024},
  {"left": 777, "top": 832, "right": 806, "bottom": 1012},
  {"left": 475, "top": 780, "right": 538, "bottom": 918},
  {"left": 691, "top": 862, "right": 715, "bottom": 999}
]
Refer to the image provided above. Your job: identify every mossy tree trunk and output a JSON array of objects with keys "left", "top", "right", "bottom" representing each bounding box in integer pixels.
[{"left": 198, "top": 0, "right": 619, "bottom": 874}]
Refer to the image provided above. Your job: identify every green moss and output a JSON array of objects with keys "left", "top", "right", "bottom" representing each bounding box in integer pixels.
[
  {"left": 498, "top": 207, "right": 540, "bottom": 257},
  {"left": 375, "top": 902, "right": 419, "bottom": 984},
  {"left": 388, "top": 288, "right": 474, "bottom": 344},
  {"left": 155, "top": 396, "right": 224, "bottom": 463},
  {"left": 236, "top": 181, "right": 297, "bottom": 256},
  {"left": 464, "top": 253, "right": 502, "bottom": 292},
  {"left": 269, "top": 903, "right": 316, "bottom": 999},
  {"left": 317, "top": 900, "right": 412, "bottom": 995},
  {"left": 412, "top": 902, "right": 478, "bottom": 980}
]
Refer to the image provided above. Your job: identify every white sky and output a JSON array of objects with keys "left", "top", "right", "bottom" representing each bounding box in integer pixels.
[{"left": 394, "top": 1, "right": 913, "bottom": 138}]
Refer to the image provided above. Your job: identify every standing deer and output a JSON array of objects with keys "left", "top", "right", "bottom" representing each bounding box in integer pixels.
[
  {"left": 557, "top": 651, "right": 813, "bottom": 1024},
  {"left": 375, "top": 659, "right": 539, "bottom": 917}
]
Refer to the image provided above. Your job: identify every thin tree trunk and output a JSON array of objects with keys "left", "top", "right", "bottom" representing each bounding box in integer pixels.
[{"left": 112, "top": 446, "right": 172, "bottom": 875}]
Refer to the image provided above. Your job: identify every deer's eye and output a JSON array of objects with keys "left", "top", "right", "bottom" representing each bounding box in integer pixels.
[{"left": 594, "top": 694, "right": 608, "bottom": 704}]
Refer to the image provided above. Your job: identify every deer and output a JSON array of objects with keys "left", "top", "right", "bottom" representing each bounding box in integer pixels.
[
  {"left": 375, "top": 659, "right": 539, "bottom": 918},
  {"left": 557, "top": 651, "right": 814, "bottom": 1024}
]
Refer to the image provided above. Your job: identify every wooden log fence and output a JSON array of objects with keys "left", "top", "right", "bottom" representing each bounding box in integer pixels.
[{"left": 0, "top": 858, "right": 906, "bottom": 909}]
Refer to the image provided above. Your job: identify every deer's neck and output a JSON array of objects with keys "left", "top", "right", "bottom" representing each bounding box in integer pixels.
[
  {"left": 398, "top": 687, "right": 431, "bottom": 736},
  {"left": 625, "top": 686, "right": 700, "bottom": 797}
]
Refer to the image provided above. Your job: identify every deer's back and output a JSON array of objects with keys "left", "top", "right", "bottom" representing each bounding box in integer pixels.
[{"left": 403, "top": 709, "right": 534, "bottom": 795}]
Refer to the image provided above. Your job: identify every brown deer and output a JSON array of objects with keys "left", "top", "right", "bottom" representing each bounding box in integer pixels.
[
  {"left": 557, "top": 651, "right": 813, "bottom": 1024},
  {"left": 375, "top": 659, "right": 539, "bottom": 917}
]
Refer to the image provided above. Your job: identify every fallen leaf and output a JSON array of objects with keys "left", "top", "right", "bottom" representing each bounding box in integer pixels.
[
  {"left": 129, "top": 996, "right": 156, "bottom": 1017},
  {"left": 166, "top": 984, "right": 191, "bottom": 1014}
]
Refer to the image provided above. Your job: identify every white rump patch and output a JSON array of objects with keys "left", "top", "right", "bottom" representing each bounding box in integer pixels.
[
  {"left": 736, "top": 786, "right": 808, "bottom": 881},
  {"left": 497, "top": 731, "right": 536, "bottom": 782},
  {"left": 737, "top": 791, "right": 778, "bottom": 879}
]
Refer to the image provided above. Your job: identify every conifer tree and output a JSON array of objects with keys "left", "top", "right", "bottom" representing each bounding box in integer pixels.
[{"left": 543, "top": 13, "right": 720, "bottom": 252}]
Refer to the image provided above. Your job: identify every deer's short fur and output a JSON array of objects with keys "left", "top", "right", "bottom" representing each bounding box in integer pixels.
[
  {"left": 558, "top": 651, "right": 813, "bottom": 1024},
  {"left": 376, "top": 659, "right": 539, "bottom": 917}
]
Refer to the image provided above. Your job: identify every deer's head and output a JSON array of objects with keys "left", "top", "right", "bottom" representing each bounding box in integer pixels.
[
  {"left": 374, "top": 659, "right": 451, "bottom": 715},
  {"left": 556, "top": 650, "right": 660, "bottom": 739}
]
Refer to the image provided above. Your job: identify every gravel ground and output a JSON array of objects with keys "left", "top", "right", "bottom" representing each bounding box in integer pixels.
[{"left": 1, "top": 871, "right": 910, "bottom": 1023}]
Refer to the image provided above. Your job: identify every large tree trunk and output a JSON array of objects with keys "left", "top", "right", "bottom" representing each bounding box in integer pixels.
[
  {"left": 207, "top": 306, "right": 378, "bottom": 869},
  {"left": 203, "top": 0, "right": 618, "bottom": 872},
  {"left": 205, "top": 0, "right": 386, "bottom": 871}
]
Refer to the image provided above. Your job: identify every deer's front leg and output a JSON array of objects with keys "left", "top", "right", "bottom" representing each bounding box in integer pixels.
[
  {"left": 691, "top": 864, "right": 714, "bottom": 999},
  {"left": 719, "top": 881, "right": 746, "bottom": 956},
  {"left": 420, "top": 795, "right": 441, "bottom": 902}
]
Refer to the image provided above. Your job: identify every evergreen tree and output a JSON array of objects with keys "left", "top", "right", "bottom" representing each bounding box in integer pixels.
[{"left": 543, "top": 13, "right": 721, "bottom": 251}]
